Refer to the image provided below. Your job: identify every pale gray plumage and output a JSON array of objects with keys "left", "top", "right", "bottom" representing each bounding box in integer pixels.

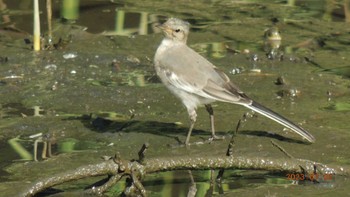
[{"left": 154, "top": 18, "right": 315, "bottom": 145}]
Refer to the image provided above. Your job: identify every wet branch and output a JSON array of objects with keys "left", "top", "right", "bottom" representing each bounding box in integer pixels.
[
  {"left": 22, "top": 148, "right": 350, "bottom": 197},
  {"left": 23, "top": 160, "right": 120, "bottom": 196},
  {"left": 143, "top": 155, "right": 346, "bottom": 174}
]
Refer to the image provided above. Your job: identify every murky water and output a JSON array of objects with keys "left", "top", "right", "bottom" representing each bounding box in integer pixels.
[{"left": 1, "top": 0, "right": 350, "bottom": 196}]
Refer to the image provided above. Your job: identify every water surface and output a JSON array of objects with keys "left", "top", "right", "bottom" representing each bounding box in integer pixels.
[{"left": 0, "top": 0, "right": 349, "bottom": 196}]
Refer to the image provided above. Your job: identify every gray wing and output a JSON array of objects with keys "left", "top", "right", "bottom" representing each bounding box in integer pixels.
[
  {"left": 155, "top": 44, "right": 252, "bottom": 105},
  {"left": 155, "top": 43, "right": 315, "bottom": 142}
]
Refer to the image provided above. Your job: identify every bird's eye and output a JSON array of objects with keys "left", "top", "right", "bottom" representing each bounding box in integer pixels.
[{"left": 175, "top": 29, "right": 181, "bottom": 33}]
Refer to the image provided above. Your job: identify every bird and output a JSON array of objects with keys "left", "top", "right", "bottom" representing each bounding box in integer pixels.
[{"left": 154, "top": 18, "right": 315, "bottom": 145}]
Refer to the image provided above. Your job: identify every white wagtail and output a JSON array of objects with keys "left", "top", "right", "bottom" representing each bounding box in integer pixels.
[{"left": 154, "top": 18, "right": 315, "bottom": 145}]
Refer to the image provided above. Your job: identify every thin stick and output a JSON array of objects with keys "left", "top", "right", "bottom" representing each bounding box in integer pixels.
[
  {"left": 216, "top": 120, "right": 240, "bottom": 182},
  {"left": 46, "top": 0, "right": 53, "bottom": 45},
  {"left": 33, "top": 0, "right": 41, "bottom": 51},
  {"left": 138, "top": 143, "right": 149, "bottom": 164},
  {"left": 270, "top": 140, "right": 294, "bottom": 159}
]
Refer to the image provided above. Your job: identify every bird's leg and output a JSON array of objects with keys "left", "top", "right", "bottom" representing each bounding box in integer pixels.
[
  {"left": 185, "top": 109, "right": 197, "bottom": 146},
  {"left": 205, "top": 104, "right": 215, "bottom": 137},
  {"left": 205, "top": 104, "right": 225, "bottom": 141}
]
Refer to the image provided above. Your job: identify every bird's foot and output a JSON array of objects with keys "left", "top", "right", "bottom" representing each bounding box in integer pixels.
[{"left": 208, "top": 135, "right": 225, "bottom": 142}]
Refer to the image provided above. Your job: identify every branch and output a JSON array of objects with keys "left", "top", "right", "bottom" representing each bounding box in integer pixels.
[
  {"left": 144, "top": 155, "right": 347, "bottom": 174},
  {"left": 21, "top": 153, "right": 349, "bottom": 197},
  {"left": 22, "top": 160, "right": 119, "bottom": 197}
]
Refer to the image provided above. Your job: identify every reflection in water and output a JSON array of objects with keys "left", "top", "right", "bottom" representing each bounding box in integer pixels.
[
  {"left": 115, "top": 10, "right": 147, "bottom": 36},
  {"left": 7, "top": 136, "right": 33, "bottom": 160},
  {"left": 7, "top": 132, "right": 56, "bottom": 162},
  {"left": 2, "top": 0, "right": 349, "bottom": 57},
  {"left": 1, "top": 1, "right": 350, "bottom": 196},
  {"left": 288, "top": 0, "right": 350, "bottom": 22},
  {"left": 61, "top": 0, "right": 79, "bottom": 21},
  {"left": 191, "top": 42, "right": 229, "bottom": 58},
  {"left": 0, "top": 0, "right": 10, "bottom": 24},
  {"left": 102, "top": 10, "right": 159, "bottom": 36}
]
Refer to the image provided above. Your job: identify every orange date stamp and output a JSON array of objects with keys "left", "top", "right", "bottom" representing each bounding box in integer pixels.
[{"left": 286, "top": 173, "right": 333, "bottom": 181}]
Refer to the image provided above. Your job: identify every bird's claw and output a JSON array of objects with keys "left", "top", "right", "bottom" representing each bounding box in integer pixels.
[{"left": 208, "top": 135, "right": 225, "bottom": 142}]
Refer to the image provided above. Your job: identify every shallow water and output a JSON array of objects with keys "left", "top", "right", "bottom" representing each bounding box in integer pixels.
[{"left": 0, "top": 0, "right": 350, "bottom": 196}]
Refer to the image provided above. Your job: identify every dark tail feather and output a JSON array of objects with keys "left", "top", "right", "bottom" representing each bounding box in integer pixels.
[{"left": 244, "top": 101, "right": 315, "bottom": 143}]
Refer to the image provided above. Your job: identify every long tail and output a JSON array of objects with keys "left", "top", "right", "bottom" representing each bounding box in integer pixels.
[{"left": 244, "top": 101, "right": 315, "bottom": 143}]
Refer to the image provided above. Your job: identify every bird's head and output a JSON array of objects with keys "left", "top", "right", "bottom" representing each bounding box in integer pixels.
[{"left": 157, "top": 18, "right": 190, "bottom": 43}]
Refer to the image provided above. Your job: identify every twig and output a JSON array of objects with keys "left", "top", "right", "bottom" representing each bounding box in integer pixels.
[
  {"left": 216, "top": 119, "right": 240, "bottom": 182},
  {"left": 234, "top": 119, "right": 242, "bottom": 135},
  {"left": 138, "top": 143, "right": 149, "bottom": 164},
  {"left": 270, "top": 140, "right": 294, "bottom": 159},
  {"left": 46, "top": 0, "right": 53, "bottom": 46}
]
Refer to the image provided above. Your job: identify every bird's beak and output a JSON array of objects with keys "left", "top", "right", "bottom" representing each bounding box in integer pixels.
[{"left": 156, "top": 24, "right": 172, "bottom": 35}]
